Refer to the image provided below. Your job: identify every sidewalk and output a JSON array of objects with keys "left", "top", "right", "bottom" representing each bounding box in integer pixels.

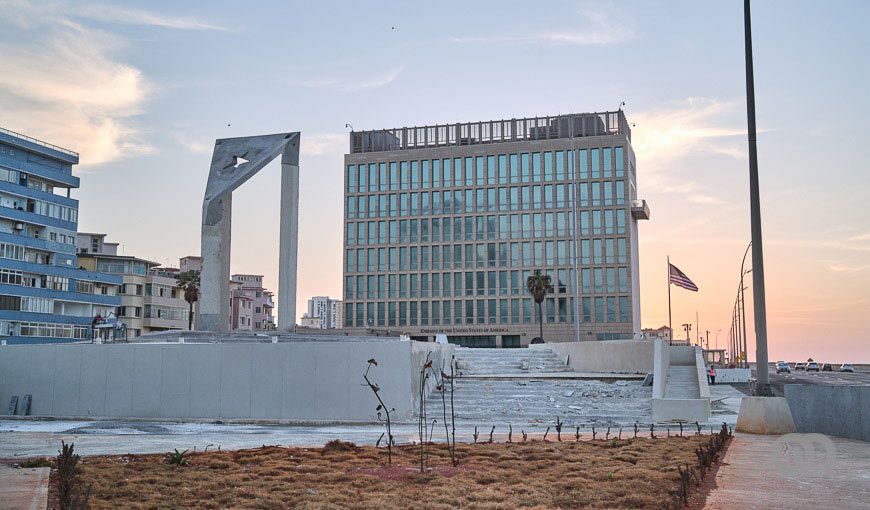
[
  {"left": 705, "top": 433, "right": 870, "bottom": 509},
  {"left": 0, "top": 464, "right": 49, "bottom": 510}
]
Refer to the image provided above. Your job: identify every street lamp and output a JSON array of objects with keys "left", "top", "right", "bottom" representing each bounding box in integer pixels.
[{"left": 743, "top": 0, "right": 772, "bottom": 395}]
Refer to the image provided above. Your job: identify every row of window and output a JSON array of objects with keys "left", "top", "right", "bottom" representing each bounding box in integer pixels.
[
  {"left": 0, "top": 269, "right": 69, "bottom": 291},
  {"left": 346, "top": 148, "right": 626, "bottom": 193},
  {"left": 346, "top": 211, "right": 628, "bottom": 246},
  {"left": 7, "top": 321, "right": 90, "bottom": 339},
  {"left": 346, "top": 239, "right": 630, "bottom": 273},
  {"left": 0, "top": 194, "right": 78, "bottom": 223},
  {"left": 343, "top": 296, "right": 632, "bottom": 327},
  {"left": 144, "top": 305, "right": 186, "bottom": 321},
  {"left": 346, "top": 181, "right": 626, "bottom": 219},
  {"left": 344, "top": 267, "right": 631, "bottom": 300}
]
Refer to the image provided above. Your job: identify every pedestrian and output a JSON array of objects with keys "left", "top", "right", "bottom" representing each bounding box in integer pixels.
[{"left": 708, "top": 365, "right": 716, "bottom": 385}]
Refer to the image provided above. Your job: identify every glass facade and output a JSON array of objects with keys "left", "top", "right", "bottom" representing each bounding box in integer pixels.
[{"left": 343, "top": 113, "right": 642, "bottom": 345}]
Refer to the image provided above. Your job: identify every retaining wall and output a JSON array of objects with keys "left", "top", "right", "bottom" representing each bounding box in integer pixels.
[
  {"left": 539, "top": 340, "right": 653, "bottom": 374},
  {"left": 0, "top": 340, "right": 453, "bottom": 423},
  {"left": 784, "top": 384, "right": 870, "bottom": 441},
  {"left": 714, "top": 368, "right": 751, "bottom": 383}
]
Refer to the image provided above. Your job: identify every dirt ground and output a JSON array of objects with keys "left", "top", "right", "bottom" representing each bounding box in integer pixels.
[{"left": 56, "top": 435, "right": 726, "bottom": 509}]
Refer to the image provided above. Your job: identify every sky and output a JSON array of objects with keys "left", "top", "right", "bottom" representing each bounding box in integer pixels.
[{"left": 0, "top": 0, "right": 868, "bottom": 362}]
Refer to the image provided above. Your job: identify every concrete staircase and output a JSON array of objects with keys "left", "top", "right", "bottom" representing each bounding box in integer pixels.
[
  {"left": 453, "top": 347, "right": 574, "bottom": 375},
  {"left": 652, "top": 341, "right": 711, "bottom": 422},
  {"left": 665, "top": 347, "right": 701, "bottom": 399},
  {"left": 423, "top": 347, "right": 652, "bottom": 426}
]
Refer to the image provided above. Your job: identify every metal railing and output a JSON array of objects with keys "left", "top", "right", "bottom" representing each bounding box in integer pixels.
[
  {"left": 350, "top": 111, "right": 630, "bottom": 154},
  {"left": 0, "top": 126, "right": 78, "bottom": 158}
]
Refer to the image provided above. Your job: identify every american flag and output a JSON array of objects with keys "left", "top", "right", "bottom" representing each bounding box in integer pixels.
[{"left": 669, "top": 263, "right": 698, "bottom": 292}]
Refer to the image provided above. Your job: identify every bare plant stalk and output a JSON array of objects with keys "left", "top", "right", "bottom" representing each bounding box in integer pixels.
[
  {"left": 419, "top": 352, "right": 432, "bottom": 473},
  {"left": 364, "top": 360, "right": 393, "bottom": 465},
  {"left": 488, "top": 426, "right": 495, "bottom": 443},
  {"left": 508, "top": 424, "right": 513, "bottom": 443},
  {"left": 449, "top": 355, "right": 458, "bottom": 466}
]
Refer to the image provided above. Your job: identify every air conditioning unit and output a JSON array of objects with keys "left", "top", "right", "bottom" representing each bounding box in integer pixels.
[{"left": 13, "top": 223, "right": 23, "bottom": 231}]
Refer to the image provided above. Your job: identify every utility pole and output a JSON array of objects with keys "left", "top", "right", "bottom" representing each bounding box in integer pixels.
[{"left": 744, "top": 0, "right": 772, "bottom": 395}]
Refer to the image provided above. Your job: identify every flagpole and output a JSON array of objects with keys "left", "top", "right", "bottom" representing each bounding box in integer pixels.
[{"left": 668, "top": 255, "right": 674, "bottom": 343}]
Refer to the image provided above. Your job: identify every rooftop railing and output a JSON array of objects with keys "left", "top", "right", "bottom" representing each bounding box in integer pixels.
[
  {"left": 0, "top": 126, "right": 78, "bottom": 158},
  {"left": 349, "top": 111, "right": 630, "bottom": 154}
]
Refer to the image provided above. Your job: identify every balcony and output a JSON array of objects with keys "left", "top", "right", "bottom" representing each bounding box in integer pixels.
[{"left": 631, "top": 199, "right": 650, "bottom": 220}]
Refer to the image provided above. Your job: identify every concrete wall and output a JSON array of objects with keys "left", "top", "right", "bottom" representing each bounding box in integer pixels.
[
  {"left": 652, "top": 339, "right": 669, "bottom": 399},
  {"left": 538, "top": 340, "right": 654, "bottom": 374},
  {"left": 714, "top": 368, "right": 751, "bottom": 383},
  {"left": 0, "top": 340, "right": 452, "bottom": 423},
  {"left": 784, "top": 384, "right": 870, "bottom": 441},
  {"left": 694, "top": 347, "right": 710, "bottom": 399}
]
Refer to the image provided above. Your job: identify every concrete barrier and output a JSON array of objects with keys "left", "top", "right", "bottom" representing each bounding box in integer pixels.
[
  {"left": 784, "top": 384, "right": 870, "bottom": 441},
  {"left": 0, "top": 340, "right": 453, "bottom": 423},
  {"left": 538, "top": 340, "right": 653, "bottom": 374},
  {"left": 714, "top": 368, "right": 751, "bottom": 383}
]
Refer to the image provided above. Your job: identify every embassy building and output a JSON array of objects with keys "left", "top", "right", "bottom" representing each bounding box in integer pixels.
[{"left": 342, "top": 111, "right": 649, "bottom": 347}]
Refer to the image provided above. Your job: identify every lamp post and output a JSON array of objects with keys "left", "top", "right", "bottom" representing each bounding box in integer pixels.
[{"left": 743, "top": 0, "right": 772, "bottom": 395}]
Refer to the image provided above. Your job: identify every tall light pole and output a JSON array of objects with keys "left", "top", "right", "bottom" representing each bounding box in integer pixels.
[
  {"left": 744, "top": 0, "right": 772, "bottom": 395},
  {"left": 739, "top": 242, "right": 751, "bottom": 369}
]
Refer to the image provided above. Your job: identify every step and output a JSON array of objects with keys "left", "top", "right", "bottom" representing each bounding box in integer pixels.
[{"left": 664, "top": 365, "right": 700, "bottom": 399}]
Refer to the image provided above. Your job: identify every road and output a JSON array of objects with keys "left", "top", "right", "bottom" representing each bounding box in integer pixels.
[{"left": 756, "top": 367, "right": 870, "bottom": 396}]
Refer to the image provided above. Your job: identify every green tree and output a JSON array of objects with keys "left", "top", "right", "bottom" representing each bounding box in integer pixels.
[
  {"left": 176, "top": 270, "right": 200, "bottom": 331},
  {"left": 526, "top": 269, "right": 552, "bottom": 342}
]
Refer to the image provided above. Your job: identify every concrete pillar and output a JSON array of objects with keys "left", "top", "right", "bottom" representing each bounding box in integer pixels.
[
  {"left": 277, "top": 161, "right": 299, "bottom": 330},
  {"left": 199, "top": 195, "right": 232, "bottom": 332}
]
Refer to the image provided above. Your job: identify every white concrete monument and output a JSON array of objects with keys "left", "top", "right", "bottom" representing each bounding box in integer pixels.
[{"left": 199, "top": 133, "right": 300, "bottom": 332}]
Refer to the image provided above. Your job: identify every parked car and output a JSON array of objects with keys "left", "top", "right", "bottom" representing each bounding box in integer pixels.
[
  {"left": 776, "top": 362, "right": 791, "bottom": 373},
  {"left": 840, "top": 363, "right": 855, "bottom": 373},
  {"left": 822, "top": 363, "right": 833, "bottom": 371},
  {"left": 795, "top": 362, "right": 806, "bottom": 371},
  {"left": 807, "top": 362, "right": 820, "bottom": 372}
]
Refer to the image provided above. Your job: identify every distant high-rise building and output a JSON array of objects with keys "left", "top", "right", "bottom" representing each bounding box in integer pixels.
[
  {"left": 342, "top": 112, "right": 649, "bottom": 347},
  {"left": 303, "top": 296, "right": 342, "bottom": 329},
  {"left": 0, "top": 128, "right": 121, "bottom": 344}
]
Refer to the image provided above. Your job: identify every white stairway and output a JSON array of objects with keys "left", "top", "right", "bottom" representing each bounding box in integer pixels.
[
  {"left": 423, "top": 347, "right": 652, "bottom": 426},
  {"left": 664, "top": 366, "right": 700, "bottom": 399}
]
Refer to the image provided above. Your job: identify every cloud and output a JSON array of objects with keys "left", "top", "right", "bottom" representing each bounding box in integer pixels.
[
  {"left": 0, "top": 18, "right": 150, "bottom": 166},
  {"left": 292, "top": 66, "right": 403, "bottom": 92},
  {"left": 450, "top": 9, "right": 635, "bottom": 46},
  {"left": 630, "top": 97, "right": 751, "bottom": 203},
  {"left": 304, "top": 133, "right": 347, "bottom": 156},
  {"left": 0, "top": 1, "right": 221, "bottom": 167},
  {"left": 827, "top": 263, "right": 870, "bottom": 273},
  {"left": 74, "top": 4, "right": 227, "bottom": 31},
  {"left": 173, "top": 134, "right": 212, "bottom": 154},
  {"left": 847, "top": 232, "right": 870, "bottom": 242}
]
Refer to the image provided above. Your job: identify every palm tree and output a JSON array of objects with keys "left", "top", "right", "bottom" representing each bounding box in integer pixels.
[
  {"left": 176, "top": 270, "right": 200, "bottom": 331},
  {"left": 526, "top": 270, "right": 552, "bottom": 342}
]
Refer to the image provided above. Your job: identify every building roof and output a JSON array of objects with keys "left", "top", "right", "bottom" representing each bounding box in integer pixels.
[
  {"left": 349, "top": 111, "right": 631, "bottom": 154},
  {"left": 0, "top": 126, "right": 78, "bottom": 163}
]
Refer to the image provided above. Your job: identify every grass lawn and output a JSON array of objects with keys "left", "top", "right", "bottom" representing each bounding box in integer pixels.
[{"left": 66, "top": 435, "right": 727, "bottom": 509}]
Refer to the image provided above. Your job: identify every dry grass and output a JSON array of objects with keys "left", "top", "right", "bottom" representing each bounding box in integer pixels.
[{"left": 69, "top": 436, "right": 722, "bottom": 509}]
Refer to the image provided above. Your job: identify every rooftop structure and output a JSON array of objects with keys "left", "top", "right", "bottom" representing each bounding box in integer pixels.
[{"left": 349, "top": 112, "right": 631, "bottom": 154}]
